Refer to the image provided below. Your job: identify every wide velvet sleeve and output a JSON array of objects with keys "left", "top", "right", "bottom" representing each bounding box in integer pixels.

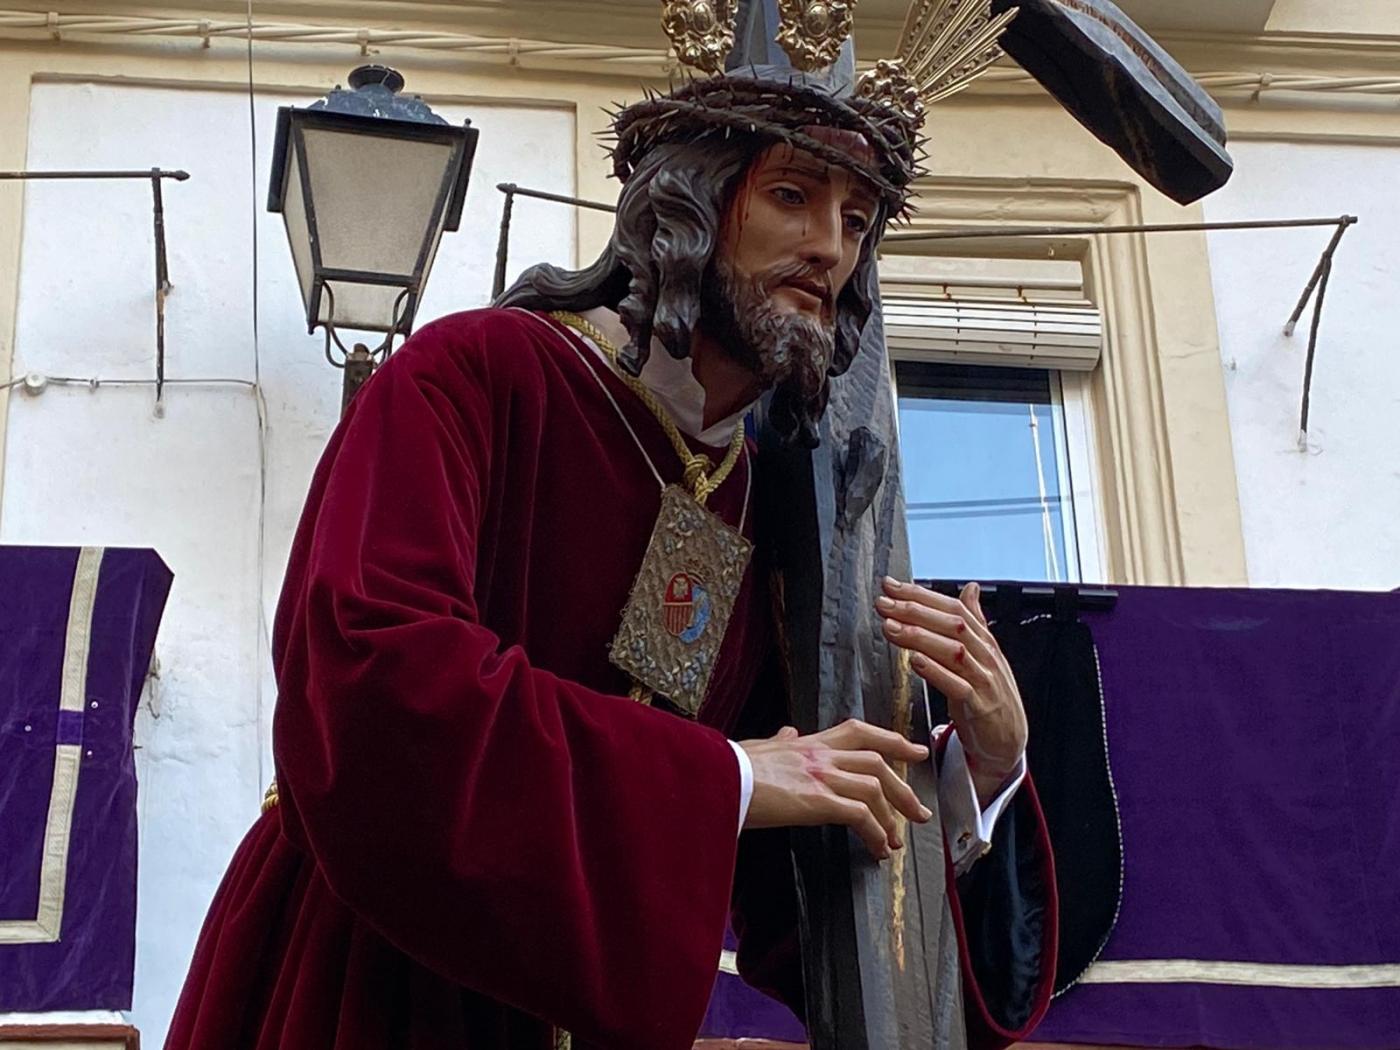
[
  {"left": 269, "top": 315, "right": 741, "bottom": 1050},
  {"left": 946, "top": 766, "right": 1059, "bottom": 1050}
]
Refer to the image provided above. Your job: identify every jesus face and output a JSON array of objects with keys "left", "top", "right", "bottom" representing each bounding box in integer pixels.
[
  {"left": 699, "top": 142, "right": 878, "bottom": 401},
  {"left": 725, "top": 143, "right": 877, "bottom": 322}
]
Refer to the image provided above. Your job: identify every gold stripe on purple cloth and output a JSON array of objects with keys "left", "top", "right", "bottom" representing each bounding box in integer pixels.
[
  {"left": 0, "top": 547, "right": 103, "bottom": 945},
  {"left": 1080, "top": 959, "right": 1400, "bottom": 989}
]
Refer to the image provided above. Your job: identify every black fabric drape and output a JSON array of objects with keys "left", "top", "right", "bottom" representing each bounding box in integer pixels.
[{"left": 995, "top": 615, "right": 1122, "bottom": 993}]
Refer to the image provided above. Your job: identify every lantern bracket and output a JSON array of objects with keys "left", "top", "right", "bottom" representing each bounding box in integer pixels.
[
  {"left": 320, "top": 284, "right": 411, "bottom": 369},
  {"left": 322, "top": 285, "right": 413, "bottom": 412}
]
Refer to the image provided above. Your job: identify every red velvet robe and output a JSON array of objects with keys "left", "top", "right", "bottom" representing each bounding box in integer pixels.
[{"left": 166, "top": 308, "right": 1055, "bottom": 1050}]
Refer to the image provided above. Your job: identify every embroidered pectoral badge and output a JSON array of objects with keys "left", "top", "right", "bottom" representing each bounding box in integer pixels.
[{"left": 610, "top": 484, "right": 753, "bottom": 717}]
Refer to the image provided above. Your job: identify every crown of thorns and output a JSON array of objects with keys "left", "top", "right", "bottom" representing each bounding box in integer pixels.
[{"left": 609, "top": 76, "right": 925, "bottom": 219}]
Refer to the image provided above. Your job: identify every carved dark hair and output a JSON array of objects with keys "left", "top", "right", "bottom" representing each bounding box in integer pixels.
[{"left": 495, "top": 132, "right": 885, "bottom": 443}]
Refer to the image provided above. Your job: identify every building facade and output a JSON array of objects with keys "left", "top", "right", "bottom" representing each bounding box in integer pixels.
[{"left": 0, "top": 0, "right": 1396, "bottom": 1041}]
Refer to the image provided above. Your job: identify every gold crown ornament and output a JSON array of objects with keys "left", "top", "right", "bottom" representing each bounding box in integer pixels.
[
  {"left": 631, "top": 0, "right": 1019, "bottom": 220},
  {"left": 661, "top": 0, "right": 740, "bottom": 74},
  {"left": 872, "top": 0, "right": 1017, "bottom": 110},
  {"left": 656, "top": 0, "right": 1018, "bottom": 135},
  {"left": 776, "top": 0, "right": 858, "bottom": 71},
  {"left": 852, "top": 58, "right": 926, "bottom": 130}
]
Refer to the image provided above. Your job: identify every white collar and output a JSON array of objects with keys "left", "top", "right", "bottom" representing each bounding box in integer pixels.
[{"left": 577, "top": 306, "right": 755, "bottom": 448}]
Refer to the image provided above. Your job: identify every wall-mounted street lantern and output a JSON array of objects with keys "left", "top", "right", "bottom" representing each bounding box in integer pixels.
[{"left": 268, "top": 65, "right": 479, "bottom": 412}]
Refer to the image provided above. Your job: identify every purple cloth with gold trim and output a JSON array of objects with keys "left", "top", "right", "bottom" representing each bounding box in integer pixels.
[
  {"left": 0, "top": 546, "right": 172, "bottom": 1011},
  {"left": 1035, "top": 585, "right": 1400, "bottom": 1050},
  {"left": 699, "top": 927, "right": 807, "bottom": 1042},
  {"left": 696, "top": 585, "right": 1400, "bottom": 1048}
]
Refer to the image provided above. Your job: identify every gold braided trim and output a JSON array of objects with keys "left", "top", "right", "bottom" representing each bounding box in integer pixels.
[
  {"left": 262, "top": 779, "right": 280, "bottom": 813},
  {"left": 1080, "top": 959, "right": 1400, "bottom": 989},
  {"left": 549, "top": 311, "right": 745, "bottom": 506}
]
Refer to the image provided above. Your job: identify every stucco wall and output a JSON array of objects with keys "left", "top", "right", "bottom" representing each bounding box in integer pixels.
[
  {"left": 0, "top": 78, "right": 575, "bottom": 1040},
  {"left": 1202, "top": 139, "right": 1400, "bottom": 589}
]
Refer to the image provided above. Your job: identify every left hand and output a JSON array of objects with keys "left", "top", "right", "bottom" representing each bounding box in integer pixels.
[{"left": 875, "top": 578, "right": 1028, "bottom": 804}]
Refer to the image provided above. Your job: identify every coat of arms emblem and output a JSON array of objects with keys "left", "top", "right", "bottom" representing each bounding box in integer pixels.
[{"left": 663, "top": 571, "right": 711, "bottom": 642}]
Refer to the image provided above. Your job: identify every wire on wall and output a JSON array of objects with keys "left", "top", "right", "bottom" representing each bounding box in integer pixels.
[
  {"left": 245, "top": 0, "right": 273, "bottom": 807},
  {"left": 11, "top": 376, "right": 254, "bottom": 389}
]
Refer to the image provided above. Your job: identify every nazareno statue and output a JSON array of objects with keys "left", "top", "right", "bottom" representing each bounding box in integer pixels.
[{"left": 167, "top": 1, "right": 1230, "bottom": 1048}]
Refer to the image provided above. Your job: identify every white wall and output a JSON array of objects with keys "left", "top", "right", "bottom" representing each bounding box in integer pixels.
[
  {"left": 0, "top": 79, "right": 575, "bottom": 1042},
  {"left": 1203, "top": 139, "right": 1400, "bottom": 590}
]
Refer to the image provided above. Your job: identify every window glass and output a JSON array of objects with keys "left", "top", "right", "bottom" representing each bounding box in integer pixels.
[{"left": 895, "top": 360, "right": 1082, "bottom": 583}]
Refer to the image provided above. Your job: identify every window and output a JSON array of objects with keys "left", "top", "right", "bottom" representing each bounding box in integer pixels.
[{"left": 884, "top": 255, "right": 1104, "bottom": 584}]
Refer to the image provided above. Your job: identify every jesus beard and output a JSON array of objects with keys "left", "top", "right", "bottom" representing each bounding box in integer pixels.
[{"left": 697, "top": 258, "right": 837, "bottom": 438}]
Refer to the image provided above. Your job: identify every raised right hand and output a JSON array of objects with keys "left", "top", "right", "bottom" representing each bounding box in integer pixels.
[{"left": 738, "top": 719, "right": 933, "bottom": 860}]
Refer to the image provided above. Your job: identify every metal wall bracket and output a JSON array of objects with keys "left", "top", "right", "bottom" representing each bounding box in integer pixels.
[
  {"left": 1282, "top": 216, "right": 1356, "bottom": 448},
  {"left": 0, "top": 168, "right": 189, "bottom": 409},
  {"left": 887, "top": 213, "right": 1361, "bottom": 449}
]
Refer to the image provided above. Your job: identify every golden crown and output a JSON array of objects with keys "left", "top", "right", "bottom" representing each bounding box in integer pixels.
[{"left": 659, "top": 0, "right": 1017, "bottom": 132}]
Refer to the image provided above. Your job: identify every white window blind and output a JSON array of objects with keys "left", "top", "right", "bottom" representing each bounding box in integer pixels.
[{"left": 881, "top": 274, "right": 1102, "bottom": 372}]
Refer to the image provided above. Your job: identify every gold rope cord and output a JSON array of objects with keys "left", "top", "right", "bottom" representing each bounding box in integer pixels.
[
  {"left": 551, "top": 311, "right": 752, "bottom": 713},
  {"left": 549, "top": 311, "right": 745, "bottom": 506}
]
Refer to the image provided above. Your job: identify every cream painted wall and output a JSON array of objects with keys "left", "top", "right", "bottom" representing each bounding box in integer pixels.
[
  {"left": 0, "top": 78, "right": 575, "bottom": 1042},
  {"left": 1265, "top": 0, "right": 1399, "bottom": 34},
  {"left": 1203, "top": 138, "right": 1400, "bottom": 589}
]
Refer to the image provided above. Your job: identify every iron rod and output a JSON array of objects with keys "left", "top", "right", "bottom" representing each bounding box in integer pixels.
[
  {"left": 492, "top": 185, "right": 516, "bottom": 301},
  {"left": 1299, "top": 254, "right": 1334, "bottom": 444},
  {"left": 1284, "top": 218, "right": 1355, "bottom": 336},
  {"left": 494, "top": 182, "right": 616, "bottom": 214},
  {"left": 0, "top": 166, "right": 188, "bottom": 411},
  {"left": 0, "top": 169, "right": 190, "bottom": 181},
  {"left": 920, "top": 580, "right": 1118, "bottom": 611},
  {"left": 884, "top": 215, "right": 1358, "bottom": 244},
  {"left": 152, "top": 170, "right": 169, "bottom": 405},
  {"left": 486, "top": 188, "right": 1352, "bottom": 247}
]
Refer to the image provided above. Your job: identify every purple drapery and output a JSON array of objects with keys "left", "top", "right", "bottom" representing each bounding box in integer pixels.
[
  {"left": 699, "top": 928, "right": 807, "bottom": 1042},
  {"left": 1034, "top": 585, "right": 1400, "bottom": 1049},
  {"left": 698, "top": 584, "right": 1400, "bottom": 1048},
  {"left": 0, "top": 546, "right": 172, "bottom": 1011}
]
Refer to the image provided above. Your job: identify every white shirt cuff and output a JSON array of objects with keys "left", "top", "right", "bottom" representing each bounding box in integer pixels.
[
  {"left": 729, "top": 739, "right": 754, "bottom": 831},
  {"left": 934, "top": 726, "right": 1026, "bottom": 876}
]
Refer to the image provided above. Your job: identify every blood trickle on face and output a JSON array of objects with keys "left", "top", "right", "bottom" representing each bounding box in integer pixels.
[
  {"left": 700, "top": 142, "right": 877, "bottom": 400},
  {"left": 723, "top": 142, "right": 876, "bottom": 323}
]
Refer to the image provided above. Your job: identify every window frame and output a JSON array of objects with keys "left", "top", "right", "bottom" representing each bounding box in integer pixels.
[{"left": 888, "top": 346, "right": 1108, "bottom": 585}]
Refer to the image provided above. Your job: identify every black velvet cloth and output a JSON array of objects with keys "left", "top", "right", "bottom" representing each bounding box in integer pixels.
[
  {"left": 993, "top": 613, "right": 1123, "bottom": 994},
  {"left": 926, "top": 601, "right": 1122, "bottom": 997}
]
